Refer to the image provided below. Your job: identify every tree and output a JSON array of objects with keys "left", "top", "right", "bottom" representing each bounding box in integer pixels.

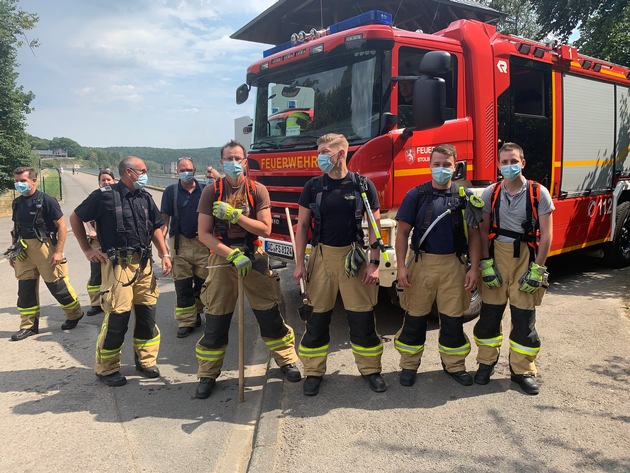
[
  {"left": 49, "top": 136, "right": 84, "bottom": 158},
  {"left": 0, "top": 0, "right": 38, "bottom": 189},
  {"left": 531, "top": 0, "right": 630, "bottom": 66},
  {"left": 488, "top": 0, "right": 543, "bottom": 40}
]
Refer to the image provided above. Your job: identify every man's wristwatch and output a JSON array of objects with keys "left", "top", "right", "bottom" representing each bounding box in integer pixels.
[
  {"left": 161, "top": 253, "right": 172, "bottom": 259},
  {"left": 369, "top": 259, "right": 380, "bottom": 265}
]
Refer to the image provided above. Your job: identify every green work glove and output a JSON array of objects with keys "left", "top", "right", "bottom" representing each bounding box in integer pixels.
[
  {"left": 480, "top": 258, "right": 502, "bottom": 288},
  {"left": 464, "top": 195, "right": 484, "bottom": 228},
  {"left": 226, "top": 248, "right": 252, "bottom": 277},
  {"left": 213, "top": 201, "right": 243, "bottom": 224},
  {"left": 344, "top": 244, "right": 367, "bottom": 278},
  {"left": 518, "top": 262, "right": 548, "bottom": 293}
]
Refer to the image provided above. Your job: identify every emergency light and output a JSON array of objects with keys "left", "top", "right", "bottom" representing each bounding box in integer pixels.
[{"left": 263, "top": 10, "right": 393, "bottom": 58}]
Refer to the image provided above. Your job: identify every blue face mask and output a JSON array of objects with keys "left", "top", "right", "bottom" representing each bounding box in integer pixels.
[
  {"left": 204, "top": 177, "right": 213, "bottom": 185},
  {"left": 223, "top": 160, "right": 243, "bottom": 179},
  {"left": 431, "top": 167, "right": 453, "bottom": 185},
  {"left": 500, "top": 164, "right": 522, "bottom": 181},
  {"left": 14, "top": 181, "right": 31, "bottom": 195},
  {"left": 317, "top": 154, "right": 335, "bottom": 174},
  {"left": 133, "top": 173, "right": 149, "bottom": 190},
  {"left": 179, "top": 171, "right": 194, "bottom": 183}
]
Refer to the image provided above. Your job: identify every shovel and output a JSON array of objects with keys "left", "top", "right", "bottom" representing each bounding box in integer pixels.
[{"left": 285, "top": 207, "right": 313, "bottom": 321}]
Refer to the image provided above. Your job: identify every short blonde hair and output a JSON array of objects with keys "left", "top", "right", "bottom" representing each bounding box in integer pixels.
[{"left": 316, "top": 133, "right": 349, "bottom": 152}]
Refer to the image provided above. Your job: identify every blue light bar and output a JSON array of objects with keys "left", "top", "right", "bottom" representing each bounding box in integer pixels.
[
  {"left": 328, "top": 10, "right": 392, "bottom": 35},
  {"left": 262, "top": 10, "right": 393, "bottom": 58},
  {"left": 264, "top": 40, "right": 302, "bottom": 58}
]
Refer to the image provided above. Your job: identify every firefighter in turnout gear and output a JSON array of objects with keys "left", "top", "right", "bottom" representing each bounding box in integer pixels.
[
  {"left": 394, "top": 144, "right": 481, "bottom": 388},
  {"left": 293, "top": 133, "right": 386, "bottom": 396},
  {"left": 70, "top": 157, "right": 172, "bottom": 387},
  {"left": 473, "top": 142, "right": 554, "bottom": 395},
  {"left": 84, "top": 169, "right": 117, "bottom": 317},
  {"left": 161, "top": 157, "right": 209, "bottom": 338},
  {"left": 7, "top": 167, "right": 84, "bottom": 341},
  {"left": 194, "top": 140, "right": 300, "bottom": 399}
]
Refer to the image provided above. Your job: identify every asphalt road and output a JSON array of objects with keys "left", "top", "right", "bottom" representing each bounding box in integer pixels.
[{"left": 1, "top": 172, "right": 629, "bottom": 472}]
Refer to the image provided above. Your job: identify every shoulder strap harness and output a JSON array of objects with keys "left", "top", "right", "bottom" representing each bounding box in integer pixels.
[
  {"left": 213, "top": 177, "right": 260, "bottom": 251},
  {"left": 410, "top": 181, "right": 467, "bottom": 256},
  {"left": 308, "top": 172, "right": 365, "bottom": 247},
  {"left": 488, "top": 180, "right": 540, "bottom": 260}
]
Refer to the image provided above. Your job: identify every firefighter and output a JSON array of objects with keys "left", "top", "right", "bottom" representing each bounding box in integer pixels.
[
  {"left": 6, "top": 167, "right": 84, "bottom": 341},
  {"left": 293, "top": 133, "right": 385, "bottom": 396},
  {"left": 70, "top": 156, "right": 172, "bottom": 387},
  {"left": 394, "top": 144, "right": 481, "bottom": 387},
  {"left": 473, "top": 142, "right": 554, "bottom": 395},
  {"left": 161, "top": 157, "right": 208, "bottom": 338},
  {"left": 205, "top": 165, "right": 221, "bottom": 185},
  {"left": 84, "top": 168, "right": 116, "bottom": 317},
  {"left": 194, "top": 140, "right": 300, "bottom": 399}
]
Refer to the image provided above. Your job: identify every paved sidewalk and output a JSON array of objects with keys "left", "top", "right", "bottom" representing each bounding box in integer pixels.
[{"left": 0, "top": 172, "right": 281, "bottom": 472}]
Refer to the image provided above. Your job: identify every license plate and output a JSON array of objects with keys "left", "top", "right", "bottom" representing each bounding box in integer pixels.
[{"left": 264, "top": 240, "right": 294, "bottom": 259}]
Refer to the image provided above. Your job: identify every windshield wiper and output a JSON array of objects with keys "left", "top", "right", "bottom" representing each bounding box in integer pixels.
[{"left": 251, "top": 140, "right": 279, "bottom": 150}]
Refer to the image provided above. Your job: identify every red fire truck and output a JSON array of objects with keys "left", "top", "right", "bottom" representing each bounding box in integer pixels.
[{"left": 235, "top": 10, "right": 630, "bottom": 289}]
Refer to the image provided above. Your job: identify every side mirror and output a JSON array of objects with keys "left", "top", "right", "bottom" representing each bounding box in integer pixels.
[
  {"left": 236, "top": 84, "right": 250, "bottom": 105},
  {"left": 453, "top": 161, "right": 466, "bottom": 181},
  {"left": 412, "top": 77, "right": 446, "bottom": 130},
  {"left": 418, "top": 51, "right": 452, "bottom": 75}
]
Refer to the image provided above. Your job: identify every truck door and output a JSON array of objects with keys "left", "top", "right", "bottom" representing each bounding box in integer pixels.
[{"left": 497, "top": 56, "right": 552, "bottom": 188}]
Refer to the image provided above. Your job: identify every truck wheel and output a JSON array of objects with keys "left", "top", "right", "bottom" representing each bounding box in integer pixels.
[
  {"left": 604, "top": 201, "right": 630, "bottom": 268},
  {"left": 462, "top": 289, "right": 481, "bottom": 322}
]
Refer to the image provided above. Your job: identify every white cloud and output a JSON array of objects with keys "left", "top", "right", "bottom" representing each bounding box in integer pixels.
[{"left": 16, "top": 0, "right": 276, "bottom": 147}]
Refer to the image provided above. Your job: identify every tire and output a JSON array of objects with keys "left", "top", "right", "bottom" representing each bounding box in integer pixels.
[
  {"left": 604, "top": 201, "right": 630, "bottom": 268},
  {"left": 462, "top": 289, "right": 481, "bottom": 322}
]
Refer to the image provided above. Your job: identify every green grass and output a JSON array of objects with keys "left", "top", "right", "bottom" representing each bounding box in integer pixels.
[{"left": 41, "top": 169, "right": 62, "bottom": 200}]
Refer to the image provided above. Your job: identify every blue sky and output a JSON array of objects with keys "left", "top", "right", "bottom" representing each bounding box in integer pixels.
[{"left": 16, "top": 0, "right": 276, "bottom": 148}]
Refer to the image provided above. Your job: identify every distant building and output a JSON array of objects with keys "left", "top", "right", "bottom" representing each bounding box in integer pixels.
[
  {"left": 35, "top": 149, "right": 68, "bottom": 158},
  {"left": 164, "top": 162, "right": 177, "bottom": 175}
]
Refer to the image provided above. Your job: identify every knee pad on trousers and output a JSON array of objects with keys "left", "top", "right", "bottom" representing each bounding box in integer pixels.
[
  {"left": 301, "top": 310, "right": 333, "bottom": 348},
  {"left": 398, "top": 313, "right": 429, "bottom": 346},
  {"left": 473, "top": 303, "right": 506, "bottom": 339},
  {"left": 510, "top": 305, "right": 540, "bottom": 348},
  {"left": 45, "top": 278, "right": 76, "bottom": 306},
  {"left": 346, "top": 310, "right": 381, "bottom": 347},
  {"left": 18, "top": 279, "right": 38, "bottom": 307},
  {"left": 88, "top": 261, "right": 102, "bottom": 287},
  {"left": 103, "top": 311, "right": 132, "bottom": 350},
  {"left": 200, "top": 313, "right": 233, "bottom": 348},
  {"left": 193, "top": 276, "right": 204, "bottom": 300},
  {"left": 133, "top": 304, "right": 158, "bottom": 339},
  {"left": 438, "top": 313, "right": 466, "bottom": 348},
  {"left": 252, "top": 305, "right": 288, "bottom": 339},
  {"left": 174, "top": 277, "right": 195, "bottom": 308}
]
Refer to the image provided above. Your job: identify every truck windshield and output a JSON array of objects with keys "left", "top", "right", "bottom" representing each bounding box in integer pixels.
[{"left": 252, "top": 51, "right": 383, "bottom": 149}]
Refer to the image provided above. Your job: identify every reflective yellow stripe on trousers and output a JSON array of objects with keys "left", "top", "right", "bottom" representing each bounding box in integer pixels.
[
  {"left": 298, "top": 344, "right": 329, "bottom": 358},
  {"left": 351, "top": 343, "right": 383, "bottom": 357},
  {"left": 474, "top": 335, "right": 503, "bottom": 348},
  {"left": 196, "top": 347, "right": 225, "bottom": 362},
  {"left": 509, "top": 339, "right": 540, "bottom": 357},
  {"left": 265, "top": 332, "right": 295, "bottom": 351},
  {"left": 438, "top": 342, "right": 471, "bottom": 356},
  {"left": 394, "top": 339, "right": 425, "bottom": 354}
]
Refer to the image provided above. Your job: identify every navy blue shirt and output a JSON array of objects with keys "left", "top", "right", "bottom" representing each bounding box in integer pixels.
[
  {"left": 161, "top": 180, "right": 205, "bottom": 238},
  {"left": 396, "top": 184, "right": 469, "bottom": 254},
  {"left": 13, "top": 190, "right": 63, "bottom": 239},
  {"left": 74, "top": 181, "right": 164, "bottom": 251}
]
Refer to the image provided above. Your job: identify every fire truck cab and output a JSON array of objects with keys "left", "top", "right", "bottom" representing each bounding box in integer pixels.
[{"left": 235, "top": 10, "right": 630, "bottom": 288}]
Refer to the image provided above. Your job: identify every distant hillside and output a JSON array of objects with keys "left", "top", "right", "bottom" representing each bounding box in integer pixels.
[{"left": 98, "top": 146, "right": 222, "bottom": 164}]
